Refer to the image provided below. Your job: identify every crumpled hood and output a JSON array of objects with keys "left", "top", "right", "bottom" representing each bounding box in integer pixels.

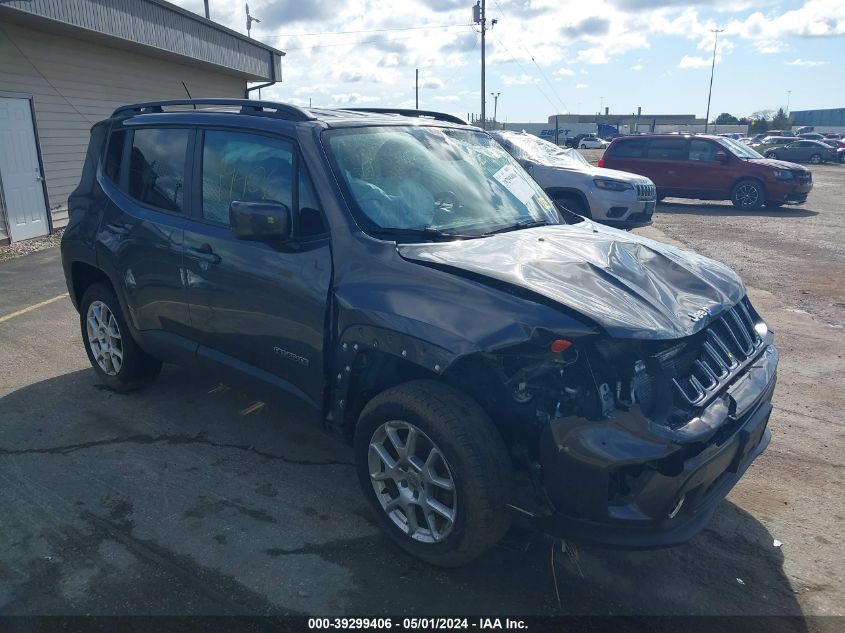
[
  {"left": 532, "top": 163, "right": 651, "bottom": 184},
  {"left": 398, "top": 223, "right": 746, "bottom": 339}
]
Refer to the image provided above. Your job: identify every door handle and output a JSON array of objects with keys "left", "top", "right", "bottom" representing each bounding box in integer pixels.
[
  {"left": 106, "top": 223, "right": 130, "bottom": 236},
  {"left": 188, "top": 244, "right": 221, "bottom": 265}
]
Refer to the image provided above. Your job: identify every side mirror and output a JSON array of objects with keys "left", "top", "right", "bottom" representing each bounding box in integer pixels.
[
  {"left": 713, "top": 152, "right": 728, "bottom": 163},
  {"left": 230, "top": 200, "right": 292, "bottom": 241}
]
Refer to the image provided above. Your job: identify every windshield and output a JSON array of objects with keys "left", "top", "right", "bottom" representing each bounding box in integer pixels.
[
  {"left": 499, "top": 133, "right": 589, "bottom": 167},
  {"left": 324, "top": 126, "right": 561, "bottom": 239},
  {"left": 716, "top": 136, "right": 763, "bottom": 159}
]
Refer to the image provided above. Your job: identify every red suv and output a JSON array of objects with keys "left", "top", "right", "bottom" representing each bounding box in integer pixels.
[{"left": 600, "top": 134, "right": 813, "bottom": 209}]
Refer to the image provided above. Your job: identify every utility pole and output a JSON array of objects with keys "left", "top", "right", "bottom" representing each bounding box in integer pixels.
[
  {"left": 490, "top": 92, "right": 500, "bottom": 127},
  {"left": 786, "top": 90, "right": 791, "bottom": 115},
  {"left": 704, "top": 28, "right": 724, "bottom": 134},
  {"left": 473, "top": 1, "right": 496, "bottom": 129},
  {"left": 203, "top": 0, "right": 210, "bottom": 19},
  {"left": 416, "top": 69, "right": 419, "bottom": 110}
]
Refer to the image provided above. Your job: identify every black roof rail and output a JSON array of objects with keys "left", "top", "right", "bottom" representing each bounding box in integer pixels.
[
  {"left": 343, "top": 108, "right": 467, "bottom": 125},
  {"left": 111, "top": 99, "right": 315, "bottom": 121}
]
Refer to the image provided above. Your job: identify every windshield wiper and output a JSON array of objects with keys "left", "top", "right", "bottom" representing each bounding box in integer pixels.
[
  {"left": 483, "top": 219, "right": 551, "bottom": 236},
  {"left": 367, "top": 227, "right": 475, "bottom": 241}
]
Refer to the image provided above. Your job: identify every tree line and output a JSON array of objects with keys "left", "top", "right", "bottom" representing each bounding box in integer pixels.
[{"left": 713, "top": 108, "right": 793, "bottom": 133}]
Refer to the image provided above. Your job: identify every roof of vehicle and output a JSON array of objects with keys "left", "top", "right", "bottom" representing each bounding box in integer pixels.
[
  {"left": 609, "top": 133, "right": 723, "bottom": 141},
  {"left": 109, "top": 99, "right": 470, "bottom": 129}
]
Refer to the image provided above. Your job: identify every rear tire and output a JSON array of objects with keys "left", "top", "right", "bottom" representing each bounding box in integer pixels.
[
  {"left": 354, "top": 380, "right": 512, "bottom": 567},
  {"left": 766, "top": 151, "right": 779, "bottom": 160},
  {"left": 80, "top": 282, "right": 161, "bottom": 391},
  {"left": 730, "top": 179, "right": 765, "bottom": 210}
]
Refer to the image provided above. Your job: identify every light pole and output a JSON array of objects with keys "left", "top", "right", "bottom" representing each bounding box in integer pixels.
[
  {"left": 490, "top": 92, "right": 500, "bottom": 127},
  {"left": 786, "top": 90, "right": 791, "bottom": 116},
  {"left": 599, "top": 96, "right": 604, "bottom": 115},
  {"left": 472, "top": 1, "right": 496, "bottom": 129},
  {"left": 704, "top": 28, "right": 724, "bottom": 134}
]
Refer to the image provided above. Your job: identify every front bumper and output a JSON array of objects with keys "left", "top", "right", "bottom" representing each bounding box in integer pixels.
[
  {"left": 590, "top": 191, "right": 656, "bottom": 229},
  {"left": 769, "top": 179, "right": 812, "bottom": 205},
  {"left": 530, "top": 343, "right": 778, "bottom": 548}
]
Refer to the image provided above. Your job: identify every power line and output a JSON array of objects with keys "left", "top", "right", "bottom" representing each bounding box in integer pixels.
[
  {"left": 263, "top": 23, "right": 465, "bottom": 38},
  {"left": 1, "top": 26, "right": 96, "bottom": 124},
  {"left": 283, "top": 26, "right": 474, "bottom": 51},
  {"left": 490, "top": 0, "right": 569, "bottom": 114},
  {"left": 491, "top": 36, "right": 563, "bottom": 118}
]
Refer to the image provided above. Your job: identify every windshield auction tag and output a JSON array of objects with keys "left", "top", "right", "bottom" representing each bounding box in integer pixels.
[{"left": 493, "top": 164, "right": 536, "bottom": 205}]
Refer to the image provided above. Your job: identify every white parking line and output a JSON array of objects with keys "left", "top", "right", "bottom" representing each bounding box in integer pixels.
[{"left": 0, "top": 292, "right": 69, "bottom": 324}]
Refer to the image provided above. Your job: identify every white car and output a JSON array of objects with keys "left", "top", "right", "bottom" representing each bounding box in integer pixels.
[
  {"left": 491, "top": 130, "right": 655, "bottom": 229},
  {"left": 578, "top": 136, "right": 609, "bottom": 149}
]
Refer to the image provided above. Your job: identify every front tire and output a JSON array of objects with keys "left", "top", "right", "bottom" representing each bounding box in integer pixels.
[
  {"left": 579, "top": 144, "right": 587, "bottom": 149},
  {"left": 809, "top": 153, "right": 822, "bottom": 164},
  {"left": 767, "top": 151, "right": 779, "bottom": 160},
  {"left": 80, "top": 282, "right": 161, "bottom": 391},
  {"left": 354, "top": 380, "right": 512, "bottom": 567},
  {"left": 553, "top": 195, "right": 591, "bottom": 218},
  {"left": 731, "top": 179, "right": 765, "bottom": 210}
]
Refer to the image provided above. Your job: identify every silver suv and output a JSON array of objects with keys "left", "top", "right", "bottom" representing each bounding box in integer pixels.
[{"left": 491, "top": 130, "right": 656, "bottom": 229}]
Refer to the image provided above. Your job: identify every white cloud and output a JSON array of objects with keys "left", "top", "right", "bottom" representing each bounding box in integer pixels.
[
  {"left": 785, "top": 58, "right": 830, "bottom": 66},
  {"left": 555, "top": 68, "right": 575, "bottom": 76},
  {"left": 330, "top": 93, "right": 380, "bottom": 105},
  {"left": 576, "top": 47, "right": 610, "bottom": 65},
  {"left": 501, "top": 74, "right": 541, "bottom": 87},
  {"left": 575, "top": 83, "right": 589, "bottom": 89},
  {"left": 678, "top": 55, "right": 714, "bottom": 69},
  {"left": 631, "top": 63, "right": 644, "bottom": 71},
  {"left": 432, "top": 95, "right": 460, "bottom": 102},
  {"left": 754, "top": 40, "right": 789, "bottom": 54}
]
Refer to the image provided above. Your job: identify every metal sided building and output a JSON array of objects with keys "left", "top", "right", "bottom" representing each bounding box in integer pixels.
[{"left": 0, "top": 0, "right": 284, "bottom": 244}]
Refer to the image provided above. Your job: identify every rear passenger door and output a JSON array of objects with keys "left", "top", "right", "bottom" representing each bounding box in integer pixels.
[
  {"left": 641, "top": 138, "right": 690, "bottom": 196},
  {"left": 97, "top": 126, "right": 193, "bottom": 346},
  {"left": 183, "top": 128, "right": 332, "bottom": 411}
]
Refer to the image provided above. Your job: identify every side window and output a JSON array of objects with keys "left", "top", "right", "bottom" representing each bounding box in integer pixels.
[
  {"left": 127, "top": 128, "right": 189, "bottom": 213},
  {"left": 297, "top": 166, "right": 327, "bottom": 238},
  {"left": 609, "top": 139, "right": 646, "bottom": 158},
  {"left": 647, "top": 139, "right": 687, "bottom": 160},
  {"left": 201, "top": 130, "right": 293, "bottom": 224},
  {"left": 104, "top": 130, "right": 127, "bottom": 183},
  {"left": 688, "top": 139, "right": 719, "bottom": 162}
]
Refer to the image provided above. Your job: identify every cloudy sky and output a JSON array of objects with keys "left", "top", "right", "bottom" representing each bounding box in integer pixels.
[{"left": 172, "top": 0, "right": 844, "bottom": 122}]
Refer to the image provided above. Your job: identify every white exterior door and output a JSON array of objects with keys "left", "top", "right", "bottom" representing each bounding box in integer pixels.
[{"left": 0, "top": 97, "right": 50, "bottom": 242}]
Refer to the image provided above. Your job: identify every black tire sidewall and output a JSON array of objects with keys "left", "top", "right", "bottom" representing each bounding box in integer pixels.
[
  {"left": 79, "top": 282, "right": 159, "bottom": 390},
  {"left": 353, "top": 381, "right": 510, "bottom": 566},
  {"left": 731, "top": 180, "right": 764, "bottom": 210}
]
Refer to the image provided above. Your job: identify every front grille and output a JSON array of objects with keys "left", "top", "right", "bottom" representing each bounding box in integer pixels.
[
  {"left": 635, "top": 183, "right": 656, "bottom": 200},
  {"left": 795, "top": 171, "right": 811, "bottom": 185},
  {"left": 672, "top": 298, "right": 765, "bottom": 406}
]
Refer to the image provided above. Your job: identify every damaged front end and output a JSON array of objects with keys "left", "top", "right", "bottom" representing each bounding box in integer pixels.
[{"left": 495, "top": 296, "right": 777, "bottom": 548}]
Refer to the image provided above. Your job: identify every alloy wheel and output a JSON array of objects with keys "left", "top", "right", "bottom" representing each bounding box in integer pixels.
[
  {"left": 735, "top": 183, "right": 760, "bottom": 208},
  {"left": 810, "top": 154, "right": 821, "bottom": 164},
  {"left": 368, "top": 420, "right": 457, "bottom": 543},
  {"left": 86, "top": 300, "right": 123, "bottom": 376}
]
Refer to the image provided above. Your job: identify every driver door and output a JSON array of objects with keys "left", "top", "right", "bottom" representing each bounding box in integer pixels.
[{"left": 184, "top": 128, "right": 332, "bottom": 411}]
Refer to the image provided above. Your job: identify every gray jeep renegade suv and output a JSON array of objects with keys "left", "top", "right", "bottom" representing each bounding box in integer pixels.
[{"left": 61, "top": 100, "right": 777, "bottom": 566}]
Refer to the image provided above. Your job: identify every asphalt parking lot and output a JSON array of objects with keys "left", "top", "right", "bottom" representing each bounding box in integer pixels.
[{"left": 0, "top": 160, "right": 843, "bottom": 629}]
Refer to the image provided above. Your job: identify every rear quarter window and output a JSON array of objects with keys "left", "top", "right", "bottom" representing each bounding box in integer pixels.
[{"left": 127, "top": 128, "right": 190, "bottom": 213}]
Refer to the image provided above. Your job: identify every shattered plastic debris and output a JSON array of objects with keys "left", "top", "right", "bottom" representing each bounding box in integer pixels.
[
  {"left": 773, "top": 539, "right": 783, "bottom": 548},
  {"left": 736, "top": 578, "right": 746, "bottom": 586}
]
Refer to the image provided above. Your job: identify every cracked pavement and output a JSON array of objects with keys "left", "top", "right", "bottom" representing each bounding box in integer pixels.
[{"left": 1, "top": 178, "right": 843, "bottom": 627}]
